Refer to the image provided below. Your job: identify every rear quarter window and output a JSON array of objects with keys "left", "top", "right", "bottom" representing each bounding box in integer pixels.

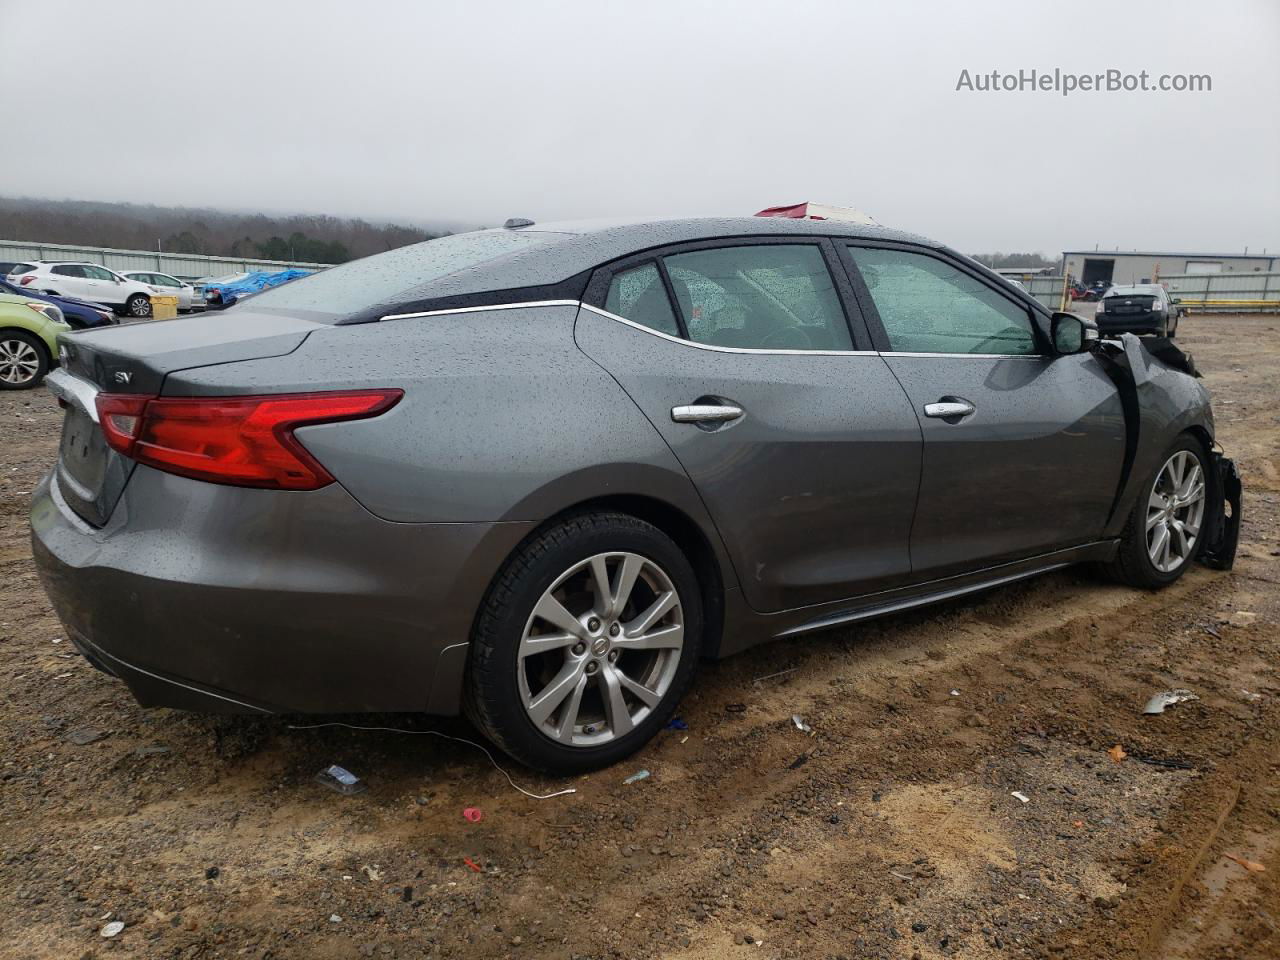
[{"left": 243, "top": 231, "right": 553, "bottom": 320}]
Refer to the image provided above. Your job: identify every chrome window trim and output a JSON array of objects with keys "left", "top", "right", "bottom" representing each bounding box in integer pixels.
[
  {"left": 380, "top": 299, "right": 581, "bottom": 321},
  {"left": 881, "top": 351, "right": 1046, "bottom": 360},
  {"left": 378, "top": 300, "right": 1045, "bottom": 360},
  {"left": 579, "top": 303, "right": 880, "bottom": 357}
]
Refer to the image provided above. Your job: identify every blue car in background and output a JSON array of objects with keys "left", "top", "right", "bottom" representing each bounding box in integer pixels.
[
  {"left": 0, "top": 278, "right": 116, "bottom": 330},
  {"left": 204, "top": 268, "right": 313, "bottom": 310}
]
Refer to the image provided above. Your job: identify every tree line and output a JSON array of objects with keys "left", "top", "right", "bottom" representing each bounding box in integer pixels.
[{"left": 0, "top": 196, "right": 448, "bottom": 264}]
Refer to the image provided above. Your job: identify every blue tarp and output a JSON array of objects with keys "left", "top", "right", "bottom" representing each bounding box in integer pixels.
[{"left": 206, "top": 269, "right": 312, "bottom": 305}]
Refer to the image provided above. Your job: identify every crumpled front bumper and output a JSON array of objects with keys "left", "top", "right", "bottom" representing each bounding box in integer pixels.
[{"left": 1198, "top": 447, "right": 1241, "bottom": 570}]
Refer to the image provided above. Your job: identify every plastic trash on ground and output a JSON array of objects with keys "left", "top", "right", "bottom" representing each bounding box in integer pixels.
[
  {"left": 623, "top": 769, "right": 650, "bottom": 784},
  {"left": 315, "top": 764, "right": 366, "bottom": 794},
  {"left": 1142, "top": 689, "right": 1200, "bottom": 715}
]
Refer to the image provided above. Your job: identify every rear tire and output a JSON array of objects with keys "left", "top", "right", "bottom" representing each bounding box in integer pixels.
[
  {"left": 0, "top": 331, "right": 49, "bottom": 390},
  {"left": 465, "top": 512, "right": 701, "bottom": 774},
  {"left": 1103, "top": 435, "right": 1208, "bottom": 588},
  {"left": 126, "top": 294, "right": 152, "bottom": 318}
]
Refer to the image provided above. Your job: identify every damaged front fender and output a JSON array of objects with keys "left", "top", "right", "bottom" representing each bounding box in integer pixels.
[{"left": 1094, "top": 333, "right": 1240, "bottom": 571}]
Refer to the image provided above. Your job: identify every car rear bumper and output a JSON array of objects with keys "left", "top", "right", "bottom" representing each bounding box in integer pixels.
[
  {"left": 1097, "top": 314, "right": 1165, "bottom": 333},
  {"left": 31, "top": 465, "right": 534, "bottom": 715}
]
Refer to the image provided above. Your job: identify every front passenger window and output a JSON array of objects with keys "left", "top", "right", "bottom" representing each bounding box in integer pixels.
[
  {"left": 848, "top": 247, "right": 1037, "bottom": 355},
  {"left": 604, "top": 263, "right": 681, "bottom": 337}
]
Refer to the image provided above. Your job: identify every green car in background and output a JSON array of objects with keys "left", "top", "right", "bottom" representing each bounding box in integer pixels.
[{"left": 0, "top": 292, "right": 71, "bottom": 389}]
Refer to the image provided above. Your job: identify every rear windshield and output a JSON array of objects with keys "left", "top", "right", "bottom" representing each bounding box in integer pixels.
[
  {"left": 1106, "top": 285, "right": 1162, "bottom": 298},
  {"left": 242, "top": 231, "right": 553, "bottom": 320}
]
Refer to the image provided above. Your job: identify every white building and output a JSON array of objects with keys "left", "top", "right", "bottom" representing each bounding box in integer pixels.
[{"left": 1063, "top": 250, "right": 1278, "bottom": 287}]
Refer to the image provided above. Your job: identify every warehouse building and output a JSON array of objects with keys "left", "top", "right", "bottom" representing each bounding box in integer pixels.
[{"left": 1063, "top": 250, "right": 1278, "bottom": 287}]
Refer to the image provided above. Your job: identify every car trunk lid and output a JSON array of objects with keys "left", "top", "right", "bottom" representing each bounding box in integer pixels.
[
  {"left": 1105, "top": 295, "right": 1159, "bottom": 316},
  {"left": 49, "top": 310, "right": 320, "bottom": 526}
]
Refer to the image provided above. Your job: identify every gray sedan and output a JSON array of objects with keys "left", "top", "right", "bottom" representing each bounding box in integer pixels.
[{"left": 32, "top": 217, "right": 1238, "bottom": 773}]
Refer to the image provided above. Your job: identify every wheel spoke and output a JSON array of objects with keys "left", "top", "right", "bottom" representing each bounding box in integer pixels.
[
  {"left": 614, "top": 622, "right": 683, "bottom": 652},
  {"left": 614, "top": 668, "right": 662, "bottom": 708},
  {"left": 527, "top": 659, "right": 586, "bottom": 726},
  {"left": 589, "top": 556, "right": 612, "bottom": 616},
  {"left": 599, "top": 665, "right": 634, "bottom": 736},
  {"left": 625, "top": 590, "right": 678, "bottom": 637},
  {"left": 1177, "top": 464, "right": 1202, "bottom": 500},
  {"left": 1146, "top": 508, "right": 1164, "bottom": 531},
  {"left": 519, "top": 631, "right": 578, "bottom": 658},
  {"left": 532, "top": 593, "right": 587, "bottom": 639},
  {"left": 1149, "top": 524, "right": 1169, "bottom": 566},
  {"left": 554, "top": 673, "right": 588, "bottom": 743},
  {"left": 1160, "top": 529, "right": 1172, "bottom": 569},
  {"left": 611, "top": 554, "right": 644, "bottom": 619}
]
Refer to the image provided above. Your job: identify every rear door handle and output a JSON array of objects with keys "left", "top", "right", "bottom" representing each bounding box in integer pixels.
[
  {"left": 923, "top": 399, "right": 975, "bottom": 420},
  {"left": 671, "top": 403, "right": 743, "bottom": 424}
]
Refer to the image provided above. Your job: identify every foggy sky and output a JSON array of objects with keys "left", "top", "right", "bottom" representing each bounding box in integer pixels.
[{"left": 2, "top": 0, "right": 1277, "bottom": 255}]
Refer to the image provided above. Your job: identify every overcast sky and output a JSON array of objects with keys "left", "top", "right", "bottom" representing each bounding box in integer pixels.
[{"left": 3, "top": 0, "right": 1277, "bottom": 255}]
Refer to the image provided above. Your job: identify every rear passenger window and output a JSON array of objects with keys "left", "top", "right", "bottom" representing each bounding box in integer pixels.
[
  {"left": 603, "top": 263, "right": 681, "bottom": 337},
  {"left": 52, "top": 265, "right": 85, "bottom": 278},
  {"left": 664, "top": 245, "right": 852, "bottom": 351}
]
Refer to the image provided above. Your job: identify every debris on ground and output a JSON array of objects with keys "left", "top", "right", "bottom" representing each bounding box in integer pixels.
[
  {"left": 65, "top": 728, "right": 108, "bottom": 746},
  {"left": 792, "top": 714, "right": 813, "bottom": 734},
  {"left": 361, "top": 864, "right": 383, "bottom": 882},
  {"left": 950, "top": 689, "right": 961, "bottom": 697},
  {"left": 665, "top": 717, "right": 688, "bottom": 730},
  {"left": 623, "top": 769, "right": 651, "bottom": 785},
  {"left": 463, "top": 857, "right": 482, "bottom": 873},
  {"left": 725, "top": 703, "right": 747, "bottom": 713},
  {"left": 328, "top": 914, "right": 342, "bottom": 923},
  {"left": 1107, "top": 744, "right": 1128, "bottom": 763},
  {"left": 100, "top": 921, "right": 125, "bottom": 939},
  {"left": 1228, "top": 610, "right": 1258, "bottom": 627},
  {"left": 463, "top": 807, "right": 483, "bottom": 823},
  {"left": 1011, "top": 791, "right": 1031, "bottom": 804},
  {"left": 753, "top": 667, "right": 798, "bottom": 684},
  {"left": 788, "top": 754, "right": 809, "bottom": 770},
  {"left": 314, "top": 764, "right": 367, "bottom": 795},
  {"left": 1224, "top": 853, "right": 1266, "bottom": 873},
  {"left": 1142, "top": 689, "right": 1200, "bottom": 715}
]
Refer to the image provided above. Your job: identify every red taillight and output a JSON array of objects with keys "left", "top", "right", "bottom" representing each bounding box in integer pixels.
[
  {"left": 19, "top": 275, "right": 35, "bottom": 285},
  {"left": 94, "top": 390, "right": 402, "bottom": 490}
]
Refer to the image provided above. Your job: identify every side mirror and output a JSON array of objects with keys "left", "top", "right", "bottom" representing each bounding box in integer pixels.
[{"left": 1050, "top": 311, "right": 1098, "bottom": 355}]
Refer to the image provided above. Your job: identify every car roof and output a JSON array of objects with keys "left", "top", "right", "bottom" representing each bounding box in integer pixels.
[
  {"left": 1107, "top": 284, "right": 1162, "bottom": 294},
  {"left": 394, "top": 216, "right": 939, "bottom": 305}
]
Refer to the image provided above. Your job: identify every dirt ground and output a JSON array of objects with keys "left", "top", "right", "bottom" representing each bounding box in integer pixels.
[{"left": 1, "top": 313, "right": 1277, "bottom": 960}]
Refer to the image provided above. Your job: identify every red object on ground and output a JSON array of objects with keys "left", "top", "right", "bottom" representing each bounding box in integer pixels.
[
  {"left": 463, "top": 857, "right": 482, "bottom": 872},
  {"left": 463, "top": 807, "right": 483, "bottom": 823}
]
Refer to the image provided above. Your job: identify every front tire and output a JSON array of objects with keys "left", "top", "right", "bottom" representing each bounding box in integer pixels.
[
  {"left": 465, "top": 512, "right": 701, "bottom": 774},
  {"left": 1103, "top": 436, "right": 1208, "bottom": 588},
  {"left": 126, "top": 294, "right": 152, "bottom": 318},
  {"left": 0, "top": 331, "right": 50, "bottom": 390}
]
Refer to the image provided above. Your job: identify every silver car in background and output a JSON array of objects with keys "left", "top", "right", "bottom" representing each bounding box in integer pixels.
[{"left": 31, "top": 217, "right": 1238, "bottom": 773}]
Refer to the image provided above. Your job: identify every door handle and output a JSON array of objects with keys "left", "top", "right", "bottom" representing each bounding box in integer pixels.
[
  {"left": 671, "top": 403, "right": 743, "bottom": 424},
  {"left": 923, "top": 399, "right": 975, "bottom": 420}
]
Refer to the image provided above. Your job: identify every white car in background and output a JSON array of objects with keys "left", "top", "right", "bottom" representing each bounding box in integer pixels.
[
  {"left": 10, "top": 262, "right": 159, "bottom": 318},
  {"left": 120, "top": 271, "right": 199, "bottom": 311}
]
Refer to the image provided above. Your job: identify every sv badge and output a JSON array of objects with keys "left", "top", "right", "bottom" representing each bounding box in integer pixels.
[{"left": 114, "top": 371, "right": 132, "bottom": 385}]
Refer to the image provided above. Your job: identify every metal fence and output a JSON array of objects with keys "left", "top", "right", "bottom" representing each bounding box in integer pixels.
[
  {"left": 0, "top": 238, "right": 330, "bottom": 280},
  {"left": 1161, "top": 272, "right": 1280, "bottom": 313},
  {"left": 999, "top": 273, "right": 1067, "bottom": 311}
]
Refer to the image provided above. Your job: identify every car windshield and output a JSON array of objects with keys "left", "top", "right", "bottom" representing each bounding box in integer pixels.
[{"left": 243, "top": 231, "right": 553, "bottom": 320}]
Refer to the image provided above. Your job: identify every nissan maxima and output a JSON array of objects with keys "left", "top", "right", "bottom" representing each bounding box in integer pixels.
[{"left": 31, "top": 215, "right": 1238, "bottom": 773}]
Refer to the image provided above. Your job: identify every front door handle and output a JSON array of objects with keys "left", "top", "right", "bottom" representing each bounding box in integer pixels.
[
  {"left": 923, "top": 399, "right": 975, "bottom": 420},
  {"left": 671, "top": 403, "right": 744, "bottom": 424}
]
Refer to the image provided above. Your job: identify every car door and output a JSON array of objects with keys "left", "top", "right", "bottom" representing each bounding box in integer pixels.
[
  {"left": 49, "top": 264, "right": 90, "bottom": 298},
  {"left": 575, "top": 239, "right": 923, "bottom": 613},
  {"left": 842, "top": 243, "right": 1126, "bottom": 579},
  {"left": 80, "top": 264, "right": 124, "bottom": 304}
]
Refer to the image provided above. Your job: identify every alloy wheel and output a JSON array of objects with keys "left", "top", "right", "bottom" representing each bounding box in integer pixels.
[
  {"left": 1146, "top": 450, "right": 1206, "bottom": 573},
  {"left": 0, "top": 338, "right": 39, "bottom": 385},
  {"left": 129, "top": 297, "right": 152, "bottom": 317},
  {"left": 518, "top": 551, "right": 684, "bottom": 747}
]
